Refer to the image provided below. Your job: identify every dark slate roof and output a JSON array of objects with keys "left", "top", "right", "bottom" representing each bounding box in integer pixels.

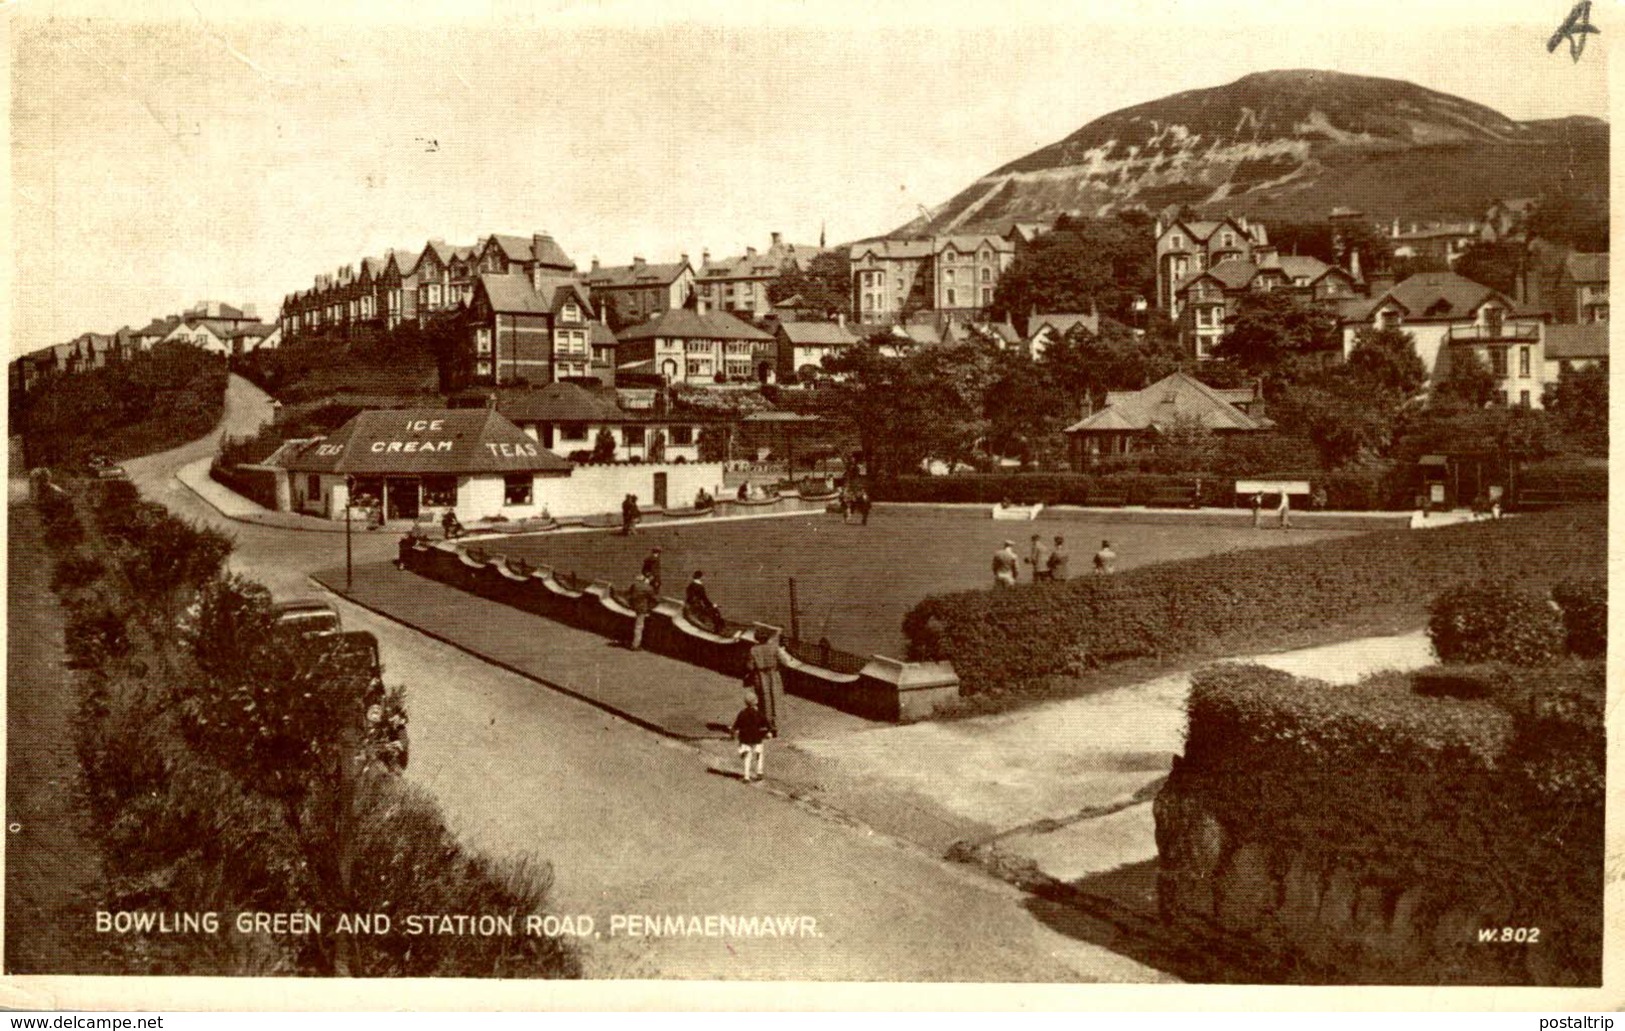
[
  {"left": 498, "top": 382, "right": 627, "bottom": 423},
  {"left": 849, "top": 239, "right": 933, "bottom": 261},
  {"left": 1564, "top": 252, "right": 1608, "bottom": 284},
  {"left": 1544, "top": 323, "right": 1609, "bottom": 361},
  {"left": 1065, "top": 372, "right": 1265, "bottom": 434},
  {"left": 590, "top": 322, "right": 618, "bottom": 345},
  {"left": 1380, "top": 272, "right": 1514, "bottom": 319},
  {"left": 584, "top": 260, "right": 689, "bottom": 289},
  {"left": 278, "top": 408, "right": 572, "bottom": 475},
  {"left": 616, "top": 307, "right": 773, "bottom": 342},
  {"left": 1028, "top": 312, "right": 1100, "bottom": 339},
  {"left": 488, "top": 233, "right": 575, "bottom": 270},
  {"left": 778, "top": 322, "right": 858, "bottom": 346},
  {"left": 133, "top": 317, "right": 180, "bottom": 337},
  {"left": 478, "top": 273, "right": 593, "bottom": 316}
]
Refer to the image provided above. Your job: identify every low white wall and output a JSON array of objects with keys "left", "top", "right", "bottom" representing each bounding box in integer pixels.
[
  {"left": 537, "top": 462, "right": 725, "bottom": 517},
  {"left": 296, "top": 463, "right": 726, "bottom": 521}
]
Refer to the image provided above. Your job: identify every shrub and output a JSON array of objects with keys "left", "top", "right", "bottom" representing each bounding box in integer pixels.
[
  {"left": 64, "top": 603, "right": 133, "bottom": 668},
  {"left": 51, "top": 549, "right": 106, "bottom": 594},
  {"left": 36, "top": 484, "right": 85, "bottom": 546},
  {"left": 1170, "top": 660, "right": 1602, "bottom": 983},
  {"left": 1550, "top": 578, "right": 1606, "bottom": 658},
  {"left": 905, "top": 506, "right": 1604, "bottom": 696},
  {"left": 1427, "top": 580, "right": 1564, "bottom": 666}
]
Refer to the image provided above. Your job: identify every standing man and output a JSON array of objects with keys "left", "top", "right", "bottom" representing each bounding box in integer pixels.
[
  {"left": 857, "top": 486, "right": 872, "bottom": 526},
  {"left": 1093, "top": 539, "right": 1116, "bottom": 575},
  {"left": 627, "top": 572, "right": 657, "bottom": 651},
  {"left": 747, "top": 627, "right": 785, "bottom": 737},
  {"left": 1048, "top": 535, "right": 1071, "bottom": 582},
  {"left": 1278, "top": 490, "right": 1292, "bottom": 530},
  {"left": 621, "top": 493, "right": 641, "bottom": 536},
  {"left": 1251, "top": 490, "right": 1264, "bottom": 529},
  {"left": 992, "top": 540, "right": 1020, "bottom": 589},
  {"left": 1026, "top": 533, "right": 1051, "bottom": 583},
  {"left": 641, "top": 546, "right": 663, "bottom": 594}
]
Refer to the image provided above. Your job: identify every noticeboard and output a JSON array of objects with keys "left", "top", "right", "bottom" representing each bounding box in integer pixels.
[{"left": 1234, "top": 480, "right": 1311, "bottom": 496}]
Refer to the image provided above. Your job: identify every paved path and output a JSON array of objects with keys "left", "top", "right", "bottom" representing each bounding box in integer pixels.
[{"left": 319, "top": 558, "right": 872, "bottom": 743}]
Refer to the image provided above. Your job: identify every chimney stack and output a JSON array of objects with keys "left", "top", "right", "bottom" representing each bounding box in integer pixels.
[
  {"left": 633, "top": 255, "right": 645, "bottom": 267},
  {"left": 680, "top": 252, "right": 689, "bottom": 267},
  {"left": 746, "top": 246, "right": 757, "bottom": 259},
  {"left": 770, "top": 231, "right": 782, "bottom": 248},
  {"left": 702, "top": 248, "right": 710, "bottom": 267},
  {"left": 591, "top": 257, "right": 601, "bottom": 272}
]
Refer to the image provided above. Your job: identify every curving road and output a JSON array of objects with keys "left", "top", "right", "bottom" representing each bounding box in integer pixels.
[{"left": 113, "top": 375, "right": 1169, "bottom": 981}]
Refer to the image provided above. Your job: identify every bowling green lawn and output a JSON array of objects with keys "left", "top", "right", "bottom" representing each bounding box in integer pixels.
[{"left": 486, "top": 507, "right": 1357, "bottom": 659}]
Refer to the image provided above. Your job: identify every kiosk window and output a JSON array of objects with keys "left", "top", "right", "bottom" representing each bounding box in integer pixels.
[{"left": 504, "top": 474, "right": 533, "bottom": 506}]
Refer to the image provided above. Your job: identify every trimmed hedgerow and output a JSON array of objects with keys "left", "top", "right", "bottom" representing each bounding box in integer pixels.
[
  {"left": 903, "top": 505, "right": 1604, "bottom": 697},
  {"left": 1171, "top": 659, "right": 1603, "bottom": 984},
  {"left": 1551, "top": 578, "right": 1606, "bottom": 659},
  {"left": 1427, "top": 580, "right": 1564, "bottom": 666},
  {"left": 871, "top": 466, "right": 1407, "bottom": 510}
]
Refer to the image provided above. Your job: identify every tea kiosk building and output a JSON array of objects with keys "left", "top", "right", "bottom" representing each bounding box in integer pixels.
[{"left": 273, "top": 407, "right": 722, "bottom": 522}]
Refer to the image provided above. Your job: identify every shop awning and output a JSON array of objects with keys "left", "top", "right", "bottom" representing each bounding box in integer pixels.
[{"left": 277, "top": 408, "right": 573, "bottom": 475}]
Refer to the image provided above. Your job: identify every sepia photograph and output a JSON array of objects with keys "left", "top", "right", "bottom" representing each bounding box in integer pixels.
[{"left": 2, "top": 0, "right": 1615, "bottom": 1007}]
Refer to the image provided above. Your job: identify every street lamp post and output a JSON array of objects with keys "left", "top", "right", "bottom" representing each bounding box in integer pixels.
[{"left": 344, "top": 475, "right": 354, "bottom": 594}]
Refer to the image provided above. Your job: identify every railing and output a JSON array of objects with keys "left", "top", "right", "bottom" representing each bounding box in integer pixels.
[{"left": 1445, "top": 323, "right": 1542, "bottom": 343}]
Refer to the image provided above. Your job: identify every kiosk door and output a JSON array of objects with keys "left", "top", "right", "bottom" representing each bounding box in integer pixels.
[{"left": 385, "top": 477, "right": 420, "bottom": 520}]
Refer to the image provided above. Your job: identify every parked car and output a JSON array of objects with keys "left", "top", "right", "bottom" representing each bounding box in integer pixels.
[
  {"left": 86, "top": 454, "right": 129, "bottom": 480},
  {"left": 270, "top": 598, "right": 343, "bottom": 636}
]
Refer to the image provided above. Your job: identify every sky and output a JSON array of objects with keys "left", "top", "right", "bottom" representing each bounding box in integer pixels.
[{"left": 4, "top": 0, "right": 1612, "bottom": 358}]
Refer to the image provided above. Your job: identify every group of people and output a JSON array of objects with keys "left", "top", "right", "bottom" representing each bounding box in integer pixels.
[
  {"left": 621, "top": 493, "right": 643, "bottom": 535},
  {"left": 1250, "top": 490, "right": 1294, "bottom": 530},
  {"left": 626, "top": 546, "right": 730, "bottom": 647},
  {"left": 840, "top": 486, "right": 872, "bottom": 525},
  {"left": 993, "top": 534, "right": 1115, "bottom": 587},
  {"left": 621, "top": 543, "right": 780, "bottom": 784}
]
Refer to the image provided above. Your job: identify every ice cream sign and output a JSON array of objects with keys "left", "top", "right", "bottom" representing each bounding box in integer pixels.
[{"left": 357, "top": 419, "right": 460, "bottom": 454}]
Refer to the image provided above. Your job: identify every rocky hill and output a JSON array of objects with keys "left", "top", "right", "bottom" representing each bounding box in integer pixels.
[{"left": 899, "top": 70, "right": 1607, "bottom": 235}]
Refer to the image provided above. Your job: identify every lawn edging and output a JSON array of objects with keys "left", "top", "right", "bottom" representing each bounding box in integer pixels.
[{"left": 396, "top": 536, "right": 961, "bottom": 722}]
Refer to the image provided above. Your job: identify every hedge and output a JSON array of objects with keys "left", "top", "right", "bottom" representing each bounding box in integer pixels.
[
  {"left": 1550, "top": 578, "right": 1606, "bottom": 659},
  {"left": 871, "top": 467, "right": 1402, "bottom": 510},
  {"left": 1171, "top": 660, "right": 1603, "bottom": 981},
  {"left": 903, "top": 505, "right": 1606, "bottom": 696},
  {"left": 1427, "top": 580, "right": 1564, "bottom": 666}
]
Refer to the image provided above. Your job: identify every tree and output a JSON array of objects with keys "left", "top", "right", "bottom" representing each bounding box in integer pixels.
[
  {"left": 1433, "top": 348, "right": 1502, "bottom": 409},
  {"left": 1526, "top": 192, "right": 1609, "bottom": 253},
  {"left": 697, "top": 425, "right": 729, "bottom": 462},
  {"left": 177, "top": 575, "right": 401, "bottom": 975},
  {"left": 982, "top": 352, "right": 1066, "bottom": 467},
  {"left": 1544, "top": 361, "right": 1608, "bottom": 454},
  {"left": 1454, "top": 241, "right": 1524, "bottom": 297},
  {"left": 1210, "top": 291, "right": 1337, "bottom": 385},
  {"left": 991, "top": 217, "right": 1153, "bottom": 325},
  {"left": 769, "top": 250, "right": 852, "bottom": 316},
  {"left": 1270, "top": 379, "right": 1397, "bottom": 469},
  {"left": 590, "top": 428, "right": 617, "bottom": 464},
  {"left": 1346, "top": 327, "right": 1427, "bottom": 398},
  {"left": 824, "top": 339, "right": 996, "bottom": 479}
]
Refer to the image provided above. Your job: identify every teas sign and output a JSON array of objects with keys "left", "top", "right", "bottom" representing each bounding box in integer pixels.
[{"left": 485, "top": 442, "right": 540, "bottom": 458}]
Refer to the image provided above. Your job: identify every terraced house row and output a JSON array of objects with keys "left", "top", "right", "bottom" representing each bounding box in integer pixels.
[{"left": 280, "top": 231, "right": 578, "bottom": 341}]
